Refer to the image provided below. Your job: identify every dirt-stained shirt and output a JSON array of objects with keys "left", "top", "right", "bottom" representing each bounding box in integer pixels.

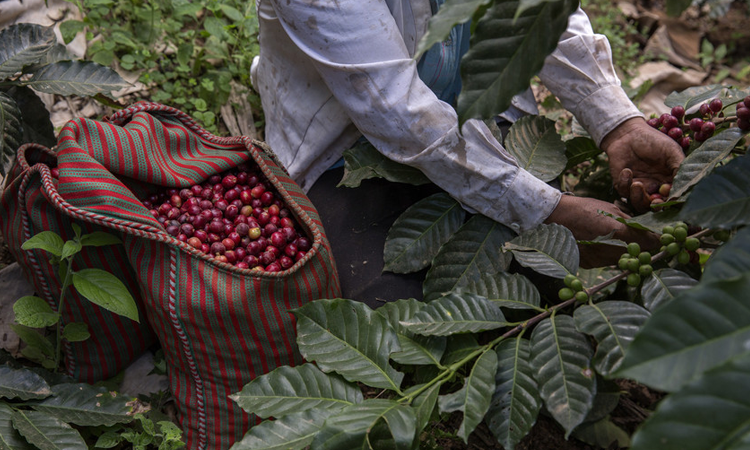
[{"left": 251, "top": 0, "right": 643, "bottom": 233}]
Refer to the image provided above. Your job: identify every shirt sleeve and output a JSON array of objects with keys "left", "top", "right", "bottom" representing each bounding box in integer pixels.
[
  {"left": 538, "top": 7, "right": 645, "bottom": 146},
  {"left": 268, "top": 0, "right": 561, "bottom": 233}
]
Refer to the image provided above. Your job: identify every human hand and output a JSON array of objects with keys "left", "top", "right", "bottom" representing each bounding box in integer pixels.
[
  {"left": 544, "top": 195, "right": 659, "bottom": 268},
  {"left": 600, "top": 118, "right": 685, "bottom": 213}
]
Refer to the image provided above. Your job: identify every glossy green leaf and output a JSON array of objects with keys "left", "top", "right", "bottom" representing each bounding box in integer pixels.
[
  {"left": 60, "top": 240, "right": 82, "bottom": 260},
  {"left": 414, "top": 0, "right": 491, "bottom": 59},
  {"left": 505, "top": 115, "right": 566, "bottom": 182},
  {"left": 461, "top": 271, "right": 542, "bottom": 311},
  {"left": 440, "top": 334, "right": 482, "bottom": 366},
  {"left": 229, "top": 363, "right": 363, "bottom": 419},
  {"left": 616, "top": 272, "right": 750, "bottom": 392},
  {"left": 12, "top": 296, "right": 59, "bottom": 328},
  {"left": 61, "top": 323, "right": 89, "bottom": 342},
  {"left": 230, "top": 408, "right": 336, "bottom": 450},
  {"left": 408, "top": 382, "right": 442, "bottom": 435},
  {"left": 679, "top": 154, "right": 750, "bottom": 229},
  {"left": 11, "top": 410, "right": 86, "bottom": 450},
  {"left": 574, "top": 301, "right": 651, "bottom": 376},
  {"left": 631, "top": 352, "right": 750, "bottom": 450},
  {"left": 71, "top": 269, "right": 139, "bottom": 322},
  {"left": 21, "top": 232, "right": 63, "bottom": 257},
  {"left": 573, "top": 417, "right": 631, "bottom": 449},
  {"left": 576, "top": 267, "right": 620, "bottom": 301},
  {"left": 504, "top": 223, "right": 579, "bottom": 278},
  {"left": 32, "top": 383, "right": 134, "bottom": 426},
  {"left": 0, "top": 366, "right": 51, "bottom": 401},
  {"left": 311, "top": 399, "right": 416, "bottom": 450},
  {"left": 338, "top": 141, "right": 430, "bottom": 188},
  {"left": 423, "top": 215, "right": 514, "bottom": 301},
  {"left": 79, "top": 232, "right": 121, "bottom": 247},
  {"left": 293, "top": 299, "right": 403, "bottom": 391},
  {"left": 0, "top": 24, "right": 57, "bottom": 79},
  {"left": 702, "top": 226, "right": 750, "bottom": 284},
  {"left": 670, "top": 127, "right": 745, "bottom": 198},
  {"left": 0, "top": 403, "right": 33, "bottom": 450},
  {"left": 384, "top": 193, "right": 466, "bottom": 274},
  {"left": 0, "top": 92, "right": 23, "bottom": 178},
  {"left": 664, "top": 84, "right": 724, "bottom": 110},
  {"left": 641, "top": 268, "right": 699, "bottom": 311},
  {"left": 613, "top": 208, "right": 681, "bottom": 234},
  {"left": 564, "top": 137, "right": 602, "bottom": 170},
  {"left": 377, "top": 299, "right": 446, "bottom": 366},
  {"left": 400, "top": 292, "right": 508, "bottom": 336},
  {"left": 486, "top": 338, "right": 540, "bottom": 450},
  {"left": 438, "top": 350, "right": 497, "bottom": 442},
  {"left": 457, "top": 0, "right": 578, "bottom": 123},
  {"left": 10, "top": 325, "right": 54, "bottom": 359},
  {"left": 24, "top": 61, "right": 128, "bottom": 97},
  {"left": 530, "top": 315, "right": 595, "bottom": 437}
]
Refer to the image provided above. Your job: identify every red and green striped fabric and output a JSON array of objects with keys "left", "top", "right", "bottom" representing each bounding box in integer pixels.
[
  {"left": 21, "top": 102, "right": 341, "bottom": 449},
  {"left": 1, "top": 144, "right": 157, "bottom": 382}
]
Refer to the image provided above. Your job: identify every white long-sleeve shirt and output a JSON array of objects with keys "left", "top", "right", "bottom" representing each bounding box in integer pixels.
[{"left": 251, "top": 0, "right": 643, "bottom": 233}]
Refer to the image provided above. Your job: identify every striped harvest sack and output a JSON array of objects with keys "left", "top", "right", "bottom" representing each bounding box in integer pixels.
[
  {"left": 2, "top": 103, "right": 341, "bottom": 449},
  {"left": 1, "top": 144, "right": 157, "bottom": 382}
]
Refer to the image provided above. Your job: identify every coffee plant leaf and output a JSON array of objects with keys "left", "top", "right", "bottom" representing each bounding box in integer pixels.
[
  {"left": 572, "top": 417, "right": 631, "bottom": 449},
  {"left": 641, "top": 268, "right": 699, "bottom": 311},
  {"left": 614, "top": 208, "right": 681, "bottom": 234},
  {"left": 384, "top": 193, "right": 466, "bottom": 274},
  {"left": 664, "top": 84, "right": 724, "bottom": 110},
  {"left": 11, "top": 410, "right": 86, "bottom": 450},
  {"left": 670, "top": 127, "right": 745, "bottom": 198},
  {"left": 486, "top": 337, "right": 541, "bottom": 450},
  {"left": 438, "top": 349, "right": 497, "bottom": 442},
  {"left": 702, "top": 226, "right": 750, "bottom": 284},
  {"left": 576, "top": 267, "right": 620, "bottom": 300},
  {"left": 504, "top": 223, "right": 579, "bottom": 279},
  {"left": 71, "top": 269, "right": 139, "bottom": 323},
  {"left": 456, "top": 0, "right": 578, "bottom": 124},
  {"left": 339, "top": 141, "right": 431, "bottom": 188},
  {"left": 31, "top": 383, "right": 135, "bottom": 427},
  {"left": 230, "top": 408, "right": 335, "bottom": 450},
  {"left": 229, "top": 363, "right": 363, "bottom": 419},
  {"left": 616, "top": 272, "right": 750, "bottom": 392},
  {"left": 423, "top": 214, "right": 514, "bottom": 302},
  {"left": 292, "top": 299, "right": 404, "bottom": 391},
  {"left": 311, "top": 399, "right": 416, "bottom": 450},
  {"left": 0, "top": 366, "right": 51, "bottom": 401},
  {"left": 0, "top": 91, "right": 23, "bottom": 178},
  {"left": 630, "top": 351, "right": 750, "bottom": 450},
  {"left": 376, "top": 298, "right": 425, "bottom": 333},
  {"left": 400, "top": 291, "right": 508, "bottom": 336},
  {"left": 12, "top": 296, "right": 59, "bottom": 329},
  {"left": 441, "top": 334, "right": 482, "bottom": 366},
  {"left": 461, "top": 272, "right": 542, "bottom": 311},
  {"left": 0, "top": 402, "right": 34, "bottom": 450},
  {"left": 20, "top": 231, "right": 63, "bottom": 257},
  {"left": 582, "top": 377, "right": 621, "bottom": 424},
  {"left": 24, "top": 61, "right": 128, "bottom": 97},
  {"left": 573, "top": 301, "right": 651, "bottom": 376},
  {"left": 0, "top": 24, "right": 57, "bottom": 80},
  {"left": 392, "top": 334, "right": 447, "bottom": 367},
  {"left": 414, "top": 0, "right": 491, "bottom": 60},
  {"left": 678, "top": 154, "right": 750, "bottom": 229},
  {"left": 564, "top": 137, "right": 603, "bottom": 170},
  {"left": 505, "top": 115, "right": 567, "bottom": 182},
  {"left": 530, "top": 315, "right": 596, "bottom": 437},
  {"left": 406, "top": 382, "right": 443, "bottom": 435}
]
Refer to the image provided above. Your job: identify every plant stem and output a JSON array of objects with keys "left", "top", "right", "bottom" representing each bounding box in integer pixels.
[{"left": 54, "top": 260, "right": 74, "bottom": 372}]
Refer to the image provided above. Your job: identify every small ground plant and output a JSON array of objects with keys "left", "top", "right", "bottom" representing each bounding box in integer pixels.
[{"left": 228, "top": 85, "right": 750, "bottom": 449}]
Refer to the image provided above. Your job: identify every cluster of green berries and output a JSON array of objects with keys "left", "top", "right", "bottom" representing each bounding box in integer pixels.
[
  {"left": 659, "top": 222, "right": 699, "bottom": 265},
  {"left": 558, "top": 274, "right": 589, "bottom": 303},
  {"left": 618, "top": 242, "right": 653, "bottom": 287}
]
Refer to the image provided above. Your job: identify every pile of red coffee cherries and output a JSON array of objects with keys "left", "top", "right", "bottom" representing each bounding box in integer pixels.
[{"left": 140, "top": 163, "right": 311, "bottom": 272}]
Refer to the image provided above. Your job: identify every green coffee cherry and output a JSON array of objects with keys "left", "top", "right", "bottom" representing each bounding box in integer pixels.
[
  {"left": 667, "top": 242, "right": 681, "bottom": 255},
  {"left": 619, "top": 258, "right": 630, "bottom": 271},
  {"left": 627, "top": 242, "right": 641, "bottom": 257},
  {"left": 575, "top": 291, "right": 589, "bottom": 303},
  {"left": 570, "top": 279, "right": 584, "bottom": 292},
  {"left": 662, "top": 225, "right": 675, "bottom": 235},
  {"left": 660, "top": 233, "right": 675, "bottom": 245},
  {"left": 673, "top": 227, "right": 688, "bottom": 242},
  {"left": 639, "top": 264, "right": 653, "bottom": 277},
  {"left": 678, "top": 250, "right": 691, "bottom": 265},
  {"left": 638, "top": 251, "right": 652, "bottom": 265},
  {"left": 564, "top": 274, "right": 577, "bottom": 287},
  {"left": 627, "top": 258, "right": 640, "bottom": 273},
  {"left": 559, "top": 287, "right": 575, "bottom": 301},
  {"left": 714, "top": 230, "right": 731, "bottom": 242},
  {"left": 627, "top": 273, "right": 642, "bottom": 287},
  {"left": 685, "top": 237, "right": 700, "bottom": 252}
]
